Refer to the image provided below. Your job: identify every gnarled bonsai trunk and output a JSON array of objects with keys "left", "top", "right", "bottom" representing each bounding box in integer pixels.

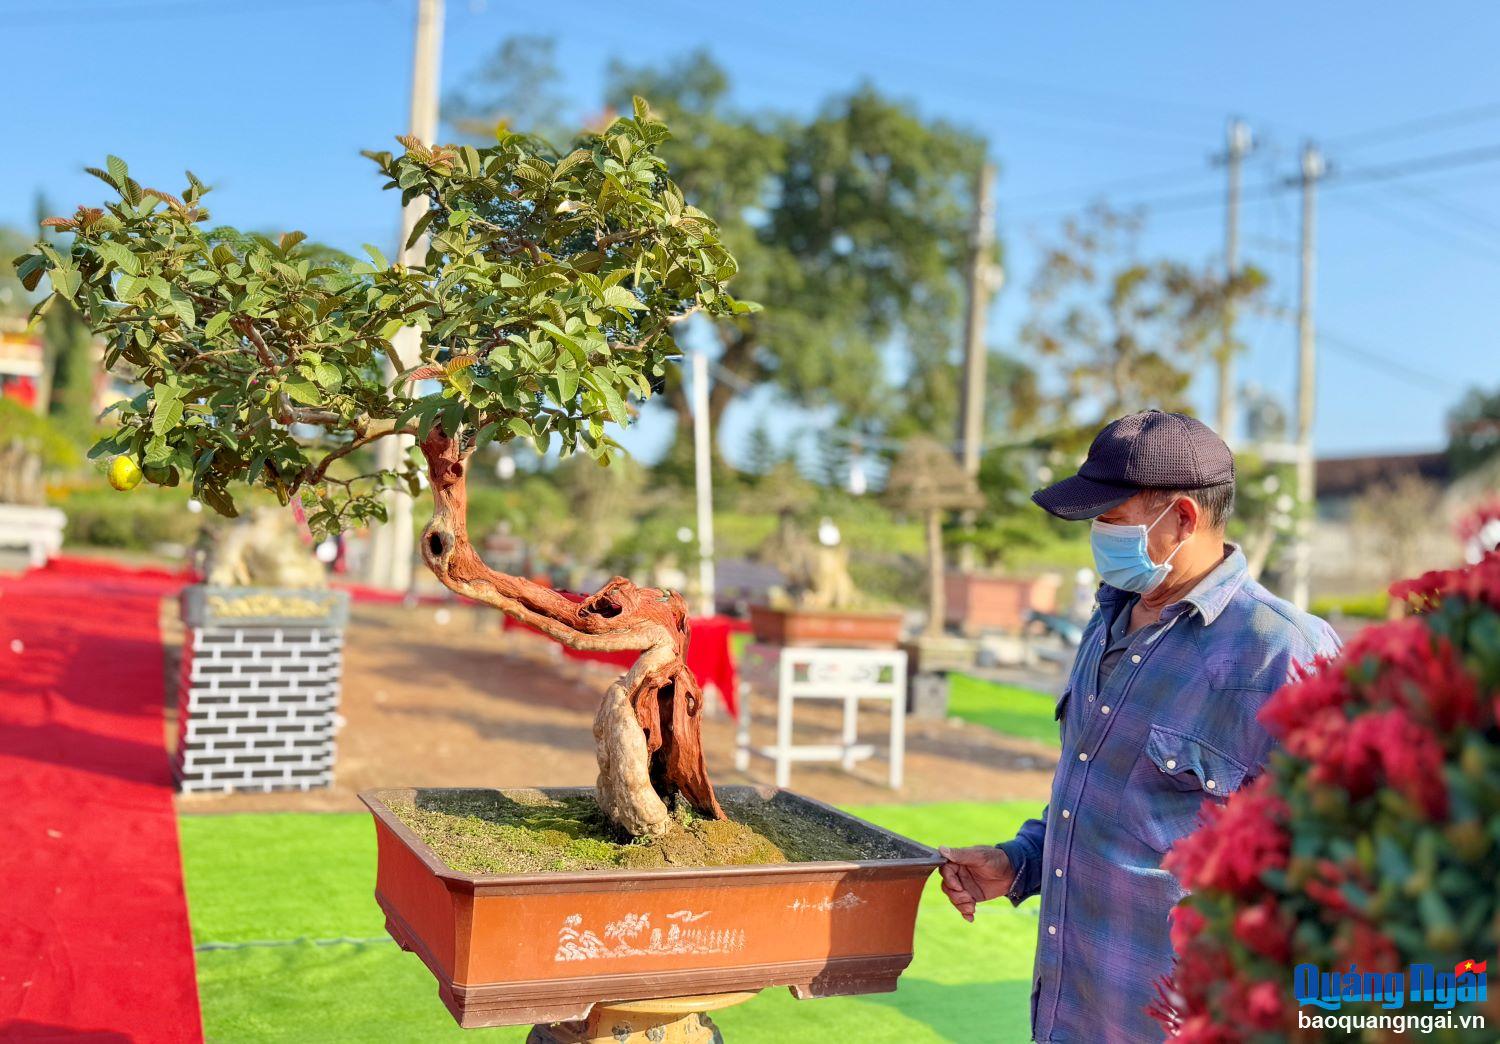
[{"left": 415, "top": 430, "right": 723, "bottom": 837}]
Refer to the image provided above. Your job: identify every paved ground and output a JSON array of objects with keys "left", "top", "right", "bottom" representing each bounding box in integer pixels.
[{"left": 170, "top": 600, "right": 1058, "bottom": 816}]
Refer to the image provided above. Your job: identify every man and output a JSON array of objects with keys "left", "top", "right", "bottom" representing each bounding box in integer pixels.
[{"left": 939, "top": 410, "right": 1339, "bottom": 1044}]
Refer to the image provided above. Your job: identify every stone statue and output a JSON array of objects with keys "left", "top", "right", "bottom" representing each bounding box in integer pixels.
[{"left": 203, "top": 507, "right": 326, "bottom": 589}]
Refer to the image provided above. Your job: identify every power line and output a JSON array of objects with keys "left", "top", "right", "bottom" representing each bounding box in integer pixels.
[
  {"left": 1319, "top": 328, "right": 1467, "bottom": 396},
  {"left": 1328, "top": 186, "right": 1500, "bottom": 268},
  {"left": 1385, "top": 181, "right": 1500, "bottom": 241},
  {"left": 1262, "top": 304, "right": 1467, "bottom": 394},
  {"left": 1002, "top": 163, "right": 1216, "bottom": 207},
  {"left": 1329, "top": 101, "right": 1500, "bottom": 150},
  {"left": 10, "top": 0, "right": 388, "bottom": 24},
  {"left": 1010, "top": 140, "right": 1500, "bottom": 222},
  {"left": 1331, "top": 141, "right": 1500, "bottom": 189}
]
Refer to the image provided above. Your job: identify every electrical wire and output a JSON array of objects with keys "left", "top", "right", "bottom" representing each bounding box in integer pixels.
[
  {"left": 1261, "top": 304, "right": 1468, "bottom": 394},
  {"left": 9, "top": 0, "right": 389, "bottom": 24},
  {"left": 1328, "top": 186, "right": 1500, "bottom": 268},
  {"left": 1002, "top": 164, "right": 1217, "bottom": 208},
  {"left": 1329, "top": 101, "right": 1500, "bottom": 150},
  {"left": 1010, "top": 140, "right": 1500, "bottom": 222}
]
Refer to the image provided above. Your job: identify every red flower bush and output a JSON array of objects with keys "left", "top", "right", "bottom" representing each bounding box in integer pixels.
[{"left": 1155, "top": 551, "right": 1500, "bottom": 1041}]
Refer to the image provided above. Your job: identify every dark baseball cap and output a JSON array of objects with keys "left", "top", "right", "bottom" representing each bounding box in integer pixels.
[{"left": 1032, "top": 409, "right": 1236, "bottom": 521}]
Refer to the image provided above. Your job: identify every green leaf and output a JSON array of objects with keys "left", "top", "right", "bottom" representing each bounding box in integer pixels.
[
  {"left": 49, "top": 264, "right": 81, "bottom": 300},
  {"left": 14, "top": 253, "right": 46, "bottom": 292},
  {"left": 283, "top": 381, "right": 321, "bottom": 405},
  {"left": 472, "top": 420, "right": 500, "bottom": 451},
  {"left": 94, "top": 240, "right": 140, "bottom": 275},
  {"left": 584, "top": 373, "right": 629, "bottom": 425},
  {"left": 197, "top": 483, "right": 239, "bottom": 519},
  {"left": 536, "top": 321, "right": 587, "bottom": 365},
  {"left": 363, "top": 243, "right": 390, "bottom": 269},
  {"left": 405, "top": 209, "right": 437, "bottom": 251},
  {"left": 601, "top": 285, "right": 644, "bottom": 311},
  {"left": 168, "top": 287, "right": 196, "bottom": 325},
  {"left": 204, "top": 311, "right": 232, "bottom": 338},
  {"left": 152, "top": 388, "right": 184, "bottom": 435},
  {"left": 313, "top": 362, "right": 342, "bottom": 390},
  {"left": 106, "top": 154, "right": 129, "bottom": 188}
]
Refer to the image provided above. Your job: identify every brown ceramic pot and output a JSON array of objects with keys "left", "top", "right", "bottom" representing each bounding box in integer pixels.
[
  {"left": 360, "top": 785, "right": 938, "bottom": 1029},
  {"left": 747, "top": 606, "right": 904, "bottom": 648}
]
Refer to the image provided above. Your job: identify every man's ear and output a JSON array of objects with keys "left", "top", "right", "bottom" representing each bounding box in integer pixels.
[{"left": 1174, "top": 495, "right": 1201, "bottom": 537}]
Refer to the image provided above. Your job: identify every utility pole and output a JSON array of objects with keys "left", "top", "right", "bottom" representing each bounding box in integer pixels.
[
  {"left": 368, "top": 0, "right": 444, "bottom": 590},
  {"left": 1217, "top": 118, "right": 1253, "bottom": 440},
  {"left": 955, "top": 162, "right": 998, "bottom": 571},
  {"left": 691, "top": 351, "right": 716, "bottom": 618},
  {"left": 1291, "top": 143, "right": 1324, "bottom": 611}
]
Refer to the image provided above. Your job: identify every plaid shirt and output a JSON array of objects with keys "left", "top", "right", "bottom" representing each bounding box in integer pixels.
[{"left": 998, "top": 546, "right": 1340, "bottom": 1043}]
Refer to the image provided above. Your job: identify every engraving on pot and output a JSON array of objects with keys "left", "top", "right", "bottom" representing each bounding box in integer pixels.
[
  {"left": 786, "top": 892, "right": 866, "bottom": 913},
  {"left": 554, "top": 912, "right": 747, "bottom": 962}
]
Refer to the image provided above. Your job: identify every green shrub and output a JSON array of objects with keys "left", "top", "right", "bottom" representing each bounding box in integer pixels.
[
  {"left": 1309, "top": 591, "right": 1389, "bottom": 620},
  {"left": 55, "top": 483, "right": 202, "bottom": 549}
]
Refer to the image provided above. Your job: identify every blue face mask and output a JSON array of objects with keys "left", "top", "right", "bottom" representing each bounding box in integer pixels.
[{"left": 1090, "top": 504, "right": 1186, "bottom": 594}]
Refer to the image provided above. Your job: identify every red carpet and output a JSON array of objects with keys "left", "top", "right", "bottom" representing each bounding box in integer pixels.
[{"left": 0, "top": 557, "right": 202, "bottom": 1042}]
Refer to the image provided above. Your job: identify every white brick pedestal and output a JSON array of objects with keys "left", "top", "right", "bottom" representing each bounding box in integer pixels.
[{"left": 175, "top": 585, "right": 351, "bottom": 793}]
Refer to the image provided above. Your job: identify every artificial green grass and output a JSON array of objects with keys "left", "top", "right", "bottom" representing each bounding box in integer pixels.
[
  {"left": 946, "top": 674, "right": 1061, "bottom": 746},
  {"left": 181, "top": 800, "right": 1042, "bottom": 1042}
]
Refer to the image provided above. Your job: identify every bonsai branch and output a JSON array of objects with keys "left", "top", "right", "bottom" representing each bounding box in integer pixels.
[
  {"left": 415, "top": 427, "right": 724, "bottom": 838},
  {"left": 304, "top": 419, "right": 415, "bottom": 486}
]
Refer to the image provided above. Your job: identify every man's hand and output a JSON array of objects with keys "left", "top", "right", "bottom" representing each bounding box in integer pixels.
[{"left": 938, "top": 845, "right": 1016, "bottom": 922}]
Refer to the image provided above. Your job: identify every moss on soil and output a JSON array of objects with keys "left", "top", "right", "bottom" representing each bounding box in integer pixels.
[{"left": 389, "top": 789, "right": 891, "bottom": 873}]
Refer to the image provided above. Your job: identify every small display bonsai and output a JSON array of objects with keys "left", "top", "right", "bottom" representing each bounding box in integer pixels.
[{"left": 13, "top": 100, "right": 755, "bottom": 838}]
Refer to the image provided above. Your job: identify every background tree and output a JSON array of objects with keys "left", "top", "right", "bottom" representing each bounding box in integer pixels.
[
  {"left": 448, "top": 43, "right": 994, "bottom": 447},
  {"left": 883, "top": 436, "right": 983, "bottom": 636},
  {"left": 0, "top": 226, "right": 32, "bottom": 319},
  {"left": 443, "top": 35, "right": 572, "bottom": 143},
  {"left": 1447, "top": 383, "right": 1500, "bottom": 476},
  {"left": 14, "top": 103, "right": 750, "bottom": 839},
  {"left": 740, "top": 417, "right": 780, "bottom": 481},
  {"left": 1021, "top": 205, "right": 1267, "bottom": 428},
  {"left": 1352, "top": 473, "right": 1445, "bottom": 584}
]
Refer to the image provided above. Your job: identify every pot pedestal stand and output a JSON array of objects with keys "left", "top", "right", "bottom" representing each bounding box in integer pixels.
[{"left": 527, "top": 992, "right": 757, "bottom": 1044}]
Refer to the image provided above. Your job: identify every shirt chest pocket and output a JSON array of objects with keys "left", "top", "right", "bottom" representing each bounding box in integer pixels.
[{"left": 1122, "top": 724, "right": 1251, "bottom": 855}]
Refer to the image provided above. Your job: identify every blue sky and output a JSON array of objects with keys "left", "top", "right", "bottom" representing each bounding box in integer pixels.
[{"left": 5, "top": 0, "right": 1497, "bottom": 466}]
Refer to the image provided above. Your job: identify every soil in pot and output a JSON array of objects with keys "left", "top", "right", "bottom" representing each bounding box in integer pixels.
[{"left": 388, "top": 788, "right": 908, "bottom": 873}]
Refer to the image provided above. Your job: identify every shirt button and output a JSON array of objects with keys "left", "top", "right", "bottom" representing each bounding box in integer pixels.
[
  {"left": 1078, "top": 752, "right": 1088, "bottom": 762},
  {"left": 1087, "top": 693, "right": 1095, "bottom": 702},
  {"left": 1048, "top": 925, "right": 1057, "bottom": 935},
  {"left": 1061, "top": 809, "right": 1071, "bottom": 819},
  {"left": 1206, "top": 779, "right": 1217, "bottom": 790},
  {"left": 1130, "top": 654, "right": 1142, "bottom": 664},
  {"left": 1165, "top": 758, "right": 1178, "bottom": 770},
  {"left": 1100, "top": 705, "right": 1111, "bottom": 715},
  {"left": 1054, "top": 868, "right": 1063, "bottom": 878}
]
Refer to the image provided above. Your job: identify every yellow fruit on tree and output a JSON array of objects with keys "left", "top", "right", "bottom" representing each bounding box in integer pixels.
[{"left": 108, "top": 455, "right": 143, "bottom": 492}]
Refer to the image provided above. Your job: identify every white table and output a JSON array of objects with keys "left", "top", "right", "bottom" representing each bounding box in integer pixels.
[{"left": 735, "top": 643, "right": 908, "bottom": 790}]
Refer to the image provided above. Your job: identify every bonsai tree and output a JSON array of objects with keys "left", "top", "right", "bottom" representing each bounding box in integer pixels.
[
  {"left": 1152, "top": 551, "right": 1500, "bottom": 1040},
  {"left": 883, "top": 436, "right": 983, "bottom": 637},
  {"left": 13, "top": 100, "right": 755, "bottom": 838}
]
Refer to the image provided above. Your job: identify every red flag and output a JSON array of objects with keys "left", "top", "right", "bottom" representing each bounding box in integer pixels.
[{"left": 1455, "top": 959, "right": 1488, "bottom": 976}]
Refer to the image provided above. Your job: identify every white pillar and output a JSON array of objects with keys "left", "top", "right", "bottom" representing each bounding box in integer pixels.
[
  {"left": 369, "top": 0, "right": 444, "bottom": 590},
  {"left": 691, "top": 351, "right": 716, "bottom": 617}
]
